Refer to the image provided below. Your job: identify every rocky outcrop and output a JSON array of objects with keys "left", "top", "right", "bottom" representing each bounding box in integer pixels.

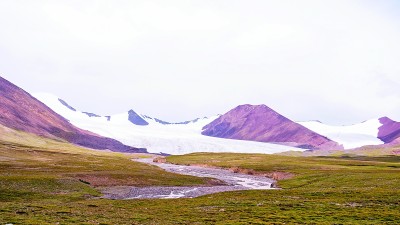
[
  {"left": 202, "top": 104, "right": 342, "bottom": 150},
  {"left": 82, "top": 112, "right": 101, "bottom": 117},
  {"left": 128, "top": 110, "right": 149, "bottom": 126},
  {"left": 58, "top": 98, "right": 76, "bottom": 111},
  {"left": 0, "top": 76, "right": 146, "bottom": 153}
]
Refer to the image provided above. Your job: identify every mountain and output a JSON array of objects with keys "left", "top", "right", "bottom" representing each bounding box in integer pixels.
[
  {"left": 202, "top": 104, "right": 342, "bottom": 150},
  {"left": 0, "top": 77, "right": 146, "bottom": 153},
  {"left": 299, "top": 117, "right": 400, "bottom": 149},
  {"left": 378, "top": 117, "right": 400, "bottom": 144},
  {"left": 33, "top": 93, "right": 305, "bottom": 155}
]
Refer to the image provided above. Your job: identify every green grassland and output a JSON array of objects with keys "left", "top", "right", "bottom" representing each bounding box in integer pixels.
[
  {"left": 166, "top": 153, "right": 400, "bottom": 224},
  {"left": 0, "top": 127, "right": 212, "bottom": 224},
  {"left": 1, "top": 124, "right": 400, "bottom": 224}
]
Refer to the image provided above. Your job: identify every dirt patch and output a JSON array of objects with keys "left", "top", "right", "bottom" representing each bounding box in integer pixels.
[
  {"left": 228, "top": 167, "right": 294, "bottom": 181},
  {"left": 99, "top": 186, "right": 132, "bottom": 197},
  {"left": 74, "top": 175, "right": 141, "bottom": 187},
  {"left": 153, "top": 157, "right": 167, "bottom": 163},
  {"left": 263, "top": 172, "right": 294, "bottom": 180},
  {"left": 75, "top": 175, "right": 114, "bottom": 187},
  {"left": 228, "top": 167, "right": 256, "bottom": 175},
  {"left": 187, "top": 164, "right": 293, "bottom": 181}
]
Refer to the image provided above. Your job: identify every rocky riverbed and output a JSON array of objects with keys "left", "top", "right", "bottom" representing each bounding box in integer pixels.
[{"left": 101, "top": 158, "right": 276, "bottom": 199}]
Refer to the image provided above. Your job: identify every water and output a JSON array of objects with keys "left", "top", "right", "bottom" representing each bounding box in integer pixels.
[{"left": 102, "top": 158, "right": 275, "bottom": 199}]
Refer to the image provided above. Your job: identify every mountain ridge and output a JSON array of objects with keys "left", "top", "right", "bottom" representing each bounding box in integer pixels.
[
  {"left": 202, "top": 104, "right": 343, "bottom": 150},
  {"left": 299, "top": 117, "right": 400, "bottom": 149},
  {"left": 32, "top": 93, "right": 305, "bottom": 155},
  {"left": 0, "top": 76, "right": 146, "bottom": 153},
  {"left": 26, "top": 91, "right": 400, "bottom": 153}
]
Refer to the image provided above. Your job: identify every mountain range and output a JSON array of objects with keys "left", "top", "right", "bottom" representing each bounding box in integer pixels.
[
  {"left": 32, "top": 93, "right": 304, "bottom": 155},
  {"left": 0, "top": 76, "right": 145, "bottom": 153},
  {"left": 1, "top": 76, "right": 399, "bottom": 155}
]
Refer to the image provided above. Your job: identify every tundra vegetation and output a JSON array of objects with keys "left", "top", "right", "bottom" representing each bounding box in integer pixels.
[{"left": 1, "top": 128, "right": 400, "bottom": 224}]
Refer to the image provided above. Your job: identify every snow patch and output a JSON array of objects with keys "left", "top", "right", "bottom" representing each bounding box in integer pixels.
[
  {"left": 299, "top": 119, "right": 384, "bottom": 149},
  {"left": 33, "top": 92, "right": 304, "bottom": 155}
]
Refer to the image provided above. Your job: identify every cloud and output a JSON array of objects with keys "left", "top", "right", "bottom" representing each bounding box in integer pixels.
[
  {"left": 374, "top": 73, "right": 400, "bottom": 98},
  {"left": 1, "top": 0, "right": 400, "bottom": 123}
]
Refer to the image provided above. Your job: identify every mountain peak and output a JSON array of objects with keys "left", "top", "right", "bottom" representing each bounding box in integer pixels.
[
  {"left": 234, "top": 104, "right": 270, "bottom": 111},
  {"left": 379, "top": 116, "right": 393, "bottom": 123},
  {"left": 128, "top": 109, "right": 149, "bottom": 126},
  {"left": 202, "top": 104, "right": 342, "bottom": 150}
]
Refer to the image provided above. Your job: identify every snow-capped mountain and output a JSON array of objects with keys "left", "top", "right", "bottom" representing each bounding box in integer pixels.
[
  {"left": 33, "top": 93, "right": 305, "bottom": 155},
  {"left": 298, "top": 118, "right": 400, "bottom": 149},
  {"left": 0, "top": 77, "right": 145, "bottom": 153}
]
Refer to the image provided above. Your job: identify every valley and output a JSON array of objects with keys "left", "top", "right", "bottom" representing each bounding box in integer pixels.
[
  {"left": 1, "top": 136, "right": 400, "bottom": 224},
  {"left": 1, "top": 76, "right": 400, "bottom": 224},
  {"left": 2, "top": 1, "right": 400, "bottom": 223}
]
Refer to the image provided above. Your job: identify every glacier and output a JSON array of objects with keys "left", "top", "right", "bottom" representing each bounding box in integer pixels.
[{"left": 33, "top": 93, "right": 304, "bottom": 155}]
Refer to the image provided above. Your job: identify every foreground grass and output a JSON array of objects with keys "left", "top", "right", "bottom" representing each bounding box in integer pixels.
[
  {"left": 165, "top": 153, "right": 400, "bottom": 224},
  {"left": 0, "top": 129, "right": 213, "bottom": 224},
  {"left": 2, "top": 151, "right": 400, "bottom": 224},
  {"left": 1, "top": 127, "right": 400, "bottom": 224}
]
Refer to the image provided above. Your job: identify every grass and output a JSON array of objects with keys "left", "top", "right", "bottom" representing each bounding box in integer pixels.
[
  {"left": 280, "top": 144, "right": 400, "bottom": 157},
  {"left": 0, "top": 141, "right": 210, "bottom": 188},
  {"left": 1, "top": 125, "right": 400, "bottom": 224},
  {"left": 0, "top": 128, "right": 214, "bottom": 224},
  {"left": 165, "top": 153, "right": 400, "bottom": 224}
]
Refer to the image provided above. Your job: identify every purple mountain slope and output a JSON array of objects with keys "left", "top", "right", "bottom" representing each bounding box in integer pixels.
[
  {"left": 0, "top": 76, "right": 146, "bottom": 153},
  {"left": 202, "top": 104, "right": 343, "bottom": 150},
  {"left": 378, "top": 117, "right": 400, "bottom": 144}
]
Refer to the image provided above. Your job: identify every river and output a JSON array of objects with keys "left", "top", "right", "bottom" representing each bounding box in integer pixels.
[{"left": 102, "top": 158, "right": 275, "bottom": 199}]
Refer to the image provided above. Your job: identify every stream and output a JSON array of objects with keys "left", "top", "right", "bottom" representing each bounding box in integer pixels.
[{"left": 102, "top": 158, "right": 275, "bottom": 199}]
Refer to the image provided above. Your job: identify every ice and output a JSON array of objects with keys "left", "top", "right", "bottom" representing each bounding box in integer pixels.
[
  {"left": 33, "top": 92, "right": 304, "bottom": 155},
  {"left": 299, "top": 119, "right": 384, "bottom": 149}
]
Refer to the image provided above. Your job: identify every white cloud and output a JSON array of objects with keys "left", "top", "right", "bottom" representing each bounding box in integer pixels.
[{"left": 1, "top": 0, "right": 400, "bottom": 124}]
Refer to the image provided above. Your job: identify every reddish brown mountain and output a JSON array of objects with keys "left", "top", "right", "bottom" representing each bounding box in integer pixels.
[
  {"left": 202, "top": 104, "right": 342, "bottom": 150},
  {"left": 0, "top": 76, "right": 146, "bottom": 153}
]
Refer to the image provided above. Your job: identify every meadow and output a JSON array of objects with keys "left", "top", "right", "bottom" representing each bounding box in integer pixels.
[{"left": 1, "top": 127, "right": 400, "bottom": 224}]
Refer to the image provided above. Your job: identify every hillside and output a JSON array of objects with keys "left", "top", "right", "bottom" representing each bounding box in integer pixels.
[
  {"left": 0, "top": 76, "right": 145, "bottom": 153},
  {"left": 202, "top": 104, "right": 342, "bottom": 150}
]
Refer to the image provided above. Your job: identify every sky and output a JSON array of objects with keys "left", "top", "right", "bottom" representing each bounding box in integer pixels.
[{"left": 1, "top": 0, "right": 400, "bottom": 125}]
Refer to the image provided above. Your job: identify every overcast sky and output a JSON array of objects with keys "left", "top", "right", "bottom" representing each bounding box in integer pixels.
[{"left": 1, "top": 0, "right": 400, "bottom": 124}]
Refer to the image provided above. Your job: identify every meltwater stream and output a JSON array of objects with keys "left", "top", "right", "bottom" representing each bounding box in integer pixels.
[{"left": 102, "top": 158, "right": 276, "bottom": 199}]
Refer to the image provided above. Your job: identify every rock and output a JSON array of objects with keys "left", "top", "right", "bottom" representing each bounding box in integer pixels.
[{"left": 270, "top": 181, "right": 278, "bottom": 188}]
